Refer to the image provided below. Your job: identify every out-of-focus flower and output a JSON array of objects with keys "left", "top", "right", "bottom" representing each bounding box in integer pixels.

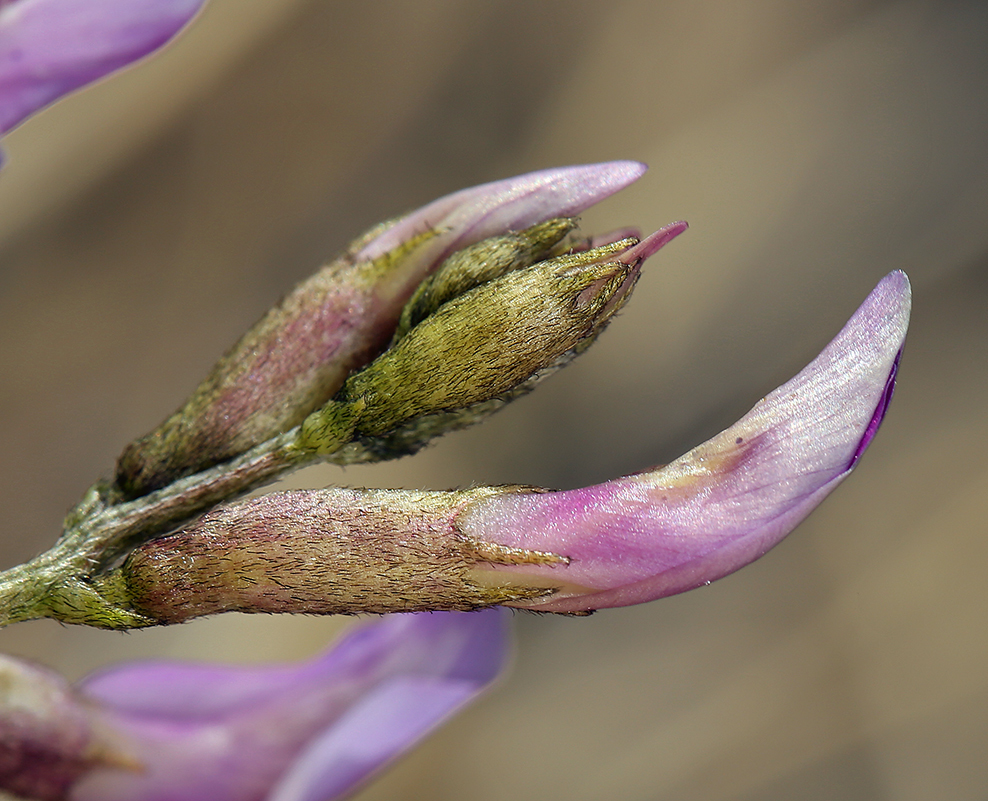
[
  {"left": 103, "top": 272, "right": 910, "bottom": 622},
  {"left": 0, "top": 609, "right": 509, "bottom": 801},
  {"left": 114, "top": 161, "right": 655, "bottom": 498},
  {"left": 0, "top": 0, "right": 205, "bottom": 137}
]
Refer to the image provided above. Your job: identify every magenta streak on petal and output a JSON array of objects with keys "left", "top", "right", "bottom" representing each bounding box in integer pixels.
[
  {"left": 0, "top": 0, "right": 205, "bottom": 134},
  {"left": 355, "top": 161, "right": 648, "bottom": 266},
  {"left": 460, "top": 271, "right": 911, "bottom": 613},
  {"left": 850, "top": 348, "right": 901, "bottom": 468}
]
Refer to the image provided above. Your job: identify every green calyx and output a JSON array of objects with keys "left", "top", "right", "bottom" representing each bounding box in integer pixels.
[
  {"left": 393, "top": 218, "right": 577, "bottom": 341},
  {"left": 295, "top": 227, "right": 642, "bottom": 461}
]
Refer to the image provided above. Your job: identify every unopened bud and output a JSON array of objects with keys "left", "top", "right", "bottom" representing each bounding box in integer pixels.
[
  {"left": 114, "top": 163, "right": 647, "bottom": 499},
  {"left": 296, "top": 232, "right": 665, "bottom": 461},
  {"left": 393, "top": 218, "right": 576, "bottom": 340},
  {"left": 99, "top": 488, "right": 561, "bottom": 623}
]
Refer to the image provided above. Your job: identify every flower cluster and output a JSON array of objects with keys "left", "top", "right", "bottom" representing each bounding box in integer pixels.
[{"left": 0, "top": 5, "right": 911, "bottom": 800}]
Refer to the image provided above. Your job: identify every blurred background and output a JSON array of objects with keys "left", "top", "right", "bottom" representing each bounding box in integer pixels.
[{"left": 1, "top": 0, "right": 986, "bottom": 798}]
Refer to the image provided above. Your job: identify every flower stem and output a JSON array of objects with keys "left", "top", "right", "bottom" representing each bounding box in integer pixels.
[{"left": 0, "top": 431, "right": 303, "bottom": 629}]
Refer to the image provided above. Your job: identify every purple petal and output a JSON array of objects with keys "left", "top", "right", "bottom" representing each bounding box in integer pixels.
[
  {"left": 355, "top": 161, "right": 648, "bottom": 266},
  {"left": 850, "top": 347, "right": 901, "bottom": 467},
  {"left": 0, "top": 0, "right": 205, "bottom": 134},
  {"left": 73, "top": 610, "right": 510, "bottom": 801},
  {"left": 80, "top": 611, "right": 507, "bottom": 722},
  {"left": 461, "top": 271, "right": 911, "bottom": 612},
  {"left": 267, "top": 677, "right": 482, "bottom": 801}
]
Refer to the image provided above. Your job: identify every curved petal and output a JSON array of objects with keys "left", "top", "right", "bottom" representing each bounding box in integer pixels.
[
  {"left": 355, "top": 161, "right": 648, "bottom": 265},
  {"left": 462, "top": 271, "right": 911, "bottom": 612},
  {"left": 268, "top": 611, "right": 510, "bottom": 801},
  {"left": 0, "top": 0, "right": 205, "bottom": 134},
  {"left": 268, "top": 677, "right": 480, "bottom": 801}
]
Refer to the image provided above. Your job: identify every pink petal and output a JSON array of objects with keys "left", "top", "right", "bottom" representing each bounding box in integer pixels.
[{"left": 461, "top": 271, "right": 911, "bottom": 612}]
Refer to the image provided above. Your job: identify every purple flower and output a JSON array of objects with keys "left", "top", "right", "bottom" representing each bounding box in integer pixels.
[
  {"left": 0, "top": 609, "right": 509, "bottom": 800},
  {"left": 462, "top": 271, "right": 911, "bottom": 611},
  {"left": 107, "top": 273, "right": 910, "bottom": 621},
  {"left": 0, "top": 0, "right": 206, "bottom": 136}
]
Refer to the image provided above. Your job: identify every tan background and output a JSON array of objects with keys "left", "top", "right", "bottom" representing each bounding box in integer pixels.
[{"left": 1, "top": 0, "right": 987, "bottom": 798}]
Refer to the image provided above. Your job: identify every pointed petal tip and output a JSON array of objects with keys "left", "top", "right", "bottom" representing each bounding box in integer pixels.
[
  {"left": 873, "top": 269, "right": 912, "bottom": 319},
  {"left": 618, "top": 220, "right": 688, "bottom": 264},
  {"left": 845, "top": 270, "right": 911, "bottom": 369},
  {"left": 885, "top": 268, "right": 911, "bottom": 293},
  {"left": 593, "top": 159, "right": 648, "bottom": 186},
  {"left": 845, "top": 270, "right": 911, "bottom": 467}
]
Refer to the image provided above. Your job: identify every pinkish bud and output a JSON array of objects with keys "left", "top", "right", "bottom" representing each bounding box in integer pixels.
[
  {"left": 115, "top": 162, "right": 648, "bottom": 498},
  {"left": 103, "top": 486, "right": 558, "bottom": 623}
]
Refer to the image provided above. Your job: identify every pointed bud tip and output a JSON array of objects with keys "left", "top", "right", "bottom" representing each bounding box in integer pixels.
[{"left": 618, "top": 220, "right": 689, "bottom": 264}]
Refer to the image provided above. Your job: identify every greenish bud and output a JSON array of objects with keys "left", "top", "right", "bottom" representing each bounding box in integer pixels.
[
  {"left": 296, "top": 237, "right": 641, "bottom": 461},
  {"left": 296, "top": 398, "right": 365, "bottom": 457},
  {"left": 393, "top": 218, "right": 576, "bottom": 341}
]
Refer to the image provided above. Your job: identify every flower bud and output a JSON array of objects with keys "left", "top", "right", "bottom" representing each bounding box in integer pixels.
[
  {"left": 296, "top": 224, "right": 687, "bottom": 461},
  {"left": 115, "top": 162, "right": 647, "bottom": 498},
  {"left": 101, "top": 486, "right": 562, "bottom": 623}
]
